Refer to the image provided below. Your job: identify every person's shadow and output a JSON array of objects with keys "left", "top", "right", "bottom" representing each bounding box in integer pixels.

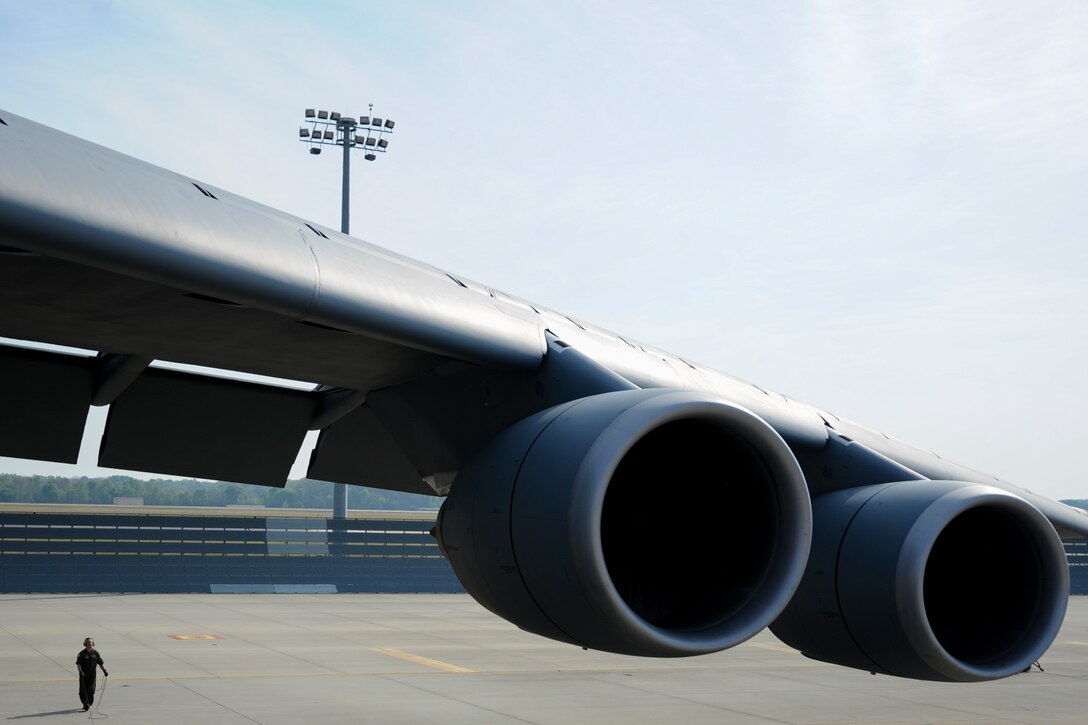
[{"left": 7, "top": 708, "right": 86, "bottom": 719}]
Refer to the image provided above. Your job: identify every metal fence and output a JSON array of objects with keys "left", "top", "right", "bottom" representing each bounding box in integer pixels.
[
  {"left": 0, "top": 509, "right": 462, "bottom": 593},
  {"left": 2, "top": 509, "right": 1086, "bottom": 595}
]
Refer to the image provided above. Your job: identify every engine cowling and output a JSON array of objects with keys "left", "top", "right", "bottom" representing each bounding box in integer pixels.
[
  {"left": 434, "top": 388, "right": 812, "bottom": 657},
  {"left": 771, "top": 480, "right": 1069, "bottom": 681}
]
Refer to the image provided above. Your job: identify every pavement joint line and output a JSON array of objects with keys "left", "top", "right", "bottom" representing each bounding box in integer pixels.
[
  {"left": 370, "top": 646, "right": 475, "bottom": 673},
  {"left": 375, "top": 671, "right": 542, "bottom": 725},
  {"left": 167, "top": 678, "right": 263, "bottom": 724}
]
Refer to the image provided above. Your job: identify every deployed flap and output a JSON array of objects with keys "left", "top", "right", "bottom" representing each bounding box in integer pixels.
[
  {"left": 0, "top": 345, "right": 93, "bottom": 463},
  {"left": 99, "top": 368, "right": 315, "bottom": 486},
  {"left": 308, "top": 404, "right": 434, "bottom": 496}
]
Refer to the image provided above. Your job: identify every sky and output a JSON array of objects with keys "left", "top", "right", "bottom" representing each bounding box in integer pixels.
[{"left": 1, "top": 1, "right": 1086, "bottom": 499}]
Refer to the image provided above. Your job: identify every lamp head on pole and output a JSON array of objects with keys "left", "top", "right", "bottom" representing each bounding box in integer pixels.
[{"left": 300, "top": 106, "right": 394, "bottom": 158}]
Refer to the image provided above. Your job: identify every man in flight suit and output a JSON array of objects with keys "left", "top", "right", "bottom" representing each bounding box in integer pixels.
[{"left": 76, "top": 637, "right": 108, "bottom": 711}]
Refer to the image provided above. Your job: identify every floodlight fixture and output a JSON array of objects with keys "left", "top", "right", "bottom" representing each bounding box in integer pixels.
[
  {"left": 310, "top": 147, "right": 321, "bottom": 155},
  {"left": 365, "top": 153, "right": 376, "bottom": 161},
  {"left": 299, "top": 103, "right": 395, "bottom": 162}
]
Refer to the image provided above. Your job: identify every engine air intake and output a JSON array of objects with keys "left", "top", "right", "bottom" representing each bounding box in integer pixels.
[{"left": 436, "top": 388, "right": 812, "bottom": 657}]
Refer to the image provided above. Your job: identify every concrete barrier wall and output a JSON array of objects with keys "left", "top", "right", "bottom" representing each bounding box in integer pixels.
[
  {"left": 2, "top": 508, "right": 1086, "bottom": 595},
  {"left": 1066, "top": 538, "right": 1088, "bottom": 595},
  {"left": 0, "top": 509, "right": 463, "bottom": 593}
]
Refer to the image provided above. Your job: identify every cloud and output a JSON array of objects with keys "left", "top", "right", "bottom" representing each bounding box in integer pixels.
[{"left": 793, "top": 1, "right": 1088, "bottom": 157}]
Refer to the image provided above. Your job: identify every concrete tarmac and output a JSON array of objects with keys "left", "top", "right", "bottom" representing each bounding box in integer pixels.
[{"left": 1, "top": 593, "right": 1086, "bottom": 724}]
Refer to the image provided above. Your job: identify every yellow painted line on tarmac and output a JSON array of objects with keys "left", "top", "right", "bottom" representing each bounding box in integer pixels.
[
  {"left": 1064, "top": 641, "right": 1088, "bottom": 647},
  {"left": 370, "top": 647, "right": 474, "bottom": 673}
]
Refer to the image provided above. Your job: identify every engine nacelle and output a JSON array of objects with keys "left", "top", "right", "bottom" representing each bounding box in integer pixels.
[
  {"left": 771, "top": 480, "right": 1069, "bottom": 681},
  {"left": 434, "top": 388, "right": 812, "bottom": 657}
]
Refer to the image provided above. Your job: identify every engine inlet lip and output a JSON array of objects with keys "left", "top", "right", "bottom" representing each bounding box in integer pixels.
[
  {"left": 895, "top": 483, "right": 1069, "bottom": 681},
  {"left": 566, "top": 390, "right": 812, "bottom": 656}
]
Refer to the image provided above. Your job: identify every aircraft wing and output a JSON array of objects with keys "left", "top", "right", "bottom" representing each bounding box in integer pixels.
[
  {"left": 1, "top": 108, "right": 1085, "bottom": 682},
  {"left": 0, "top": 110, "right": 550, "bottom": 490}
]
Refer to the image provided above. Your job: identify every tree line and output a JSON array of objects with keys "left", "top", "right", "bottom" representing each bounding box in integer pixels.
[
  {"left": 3, "top": 473, "right": 1080, "bottom": 514},
  {"left": 0, "top": 473, "right": 439, "bottom": 511}
]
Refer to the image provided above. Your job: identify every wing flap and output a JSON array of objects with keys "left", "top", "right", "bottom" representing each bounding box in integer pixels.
[
  {"left": 99, "top": 368, "right": 315, "bottom": 487},
  {"left": 0, "top": 345, "right": 93, "bottom": 463},
  {"left": 308, "top": 405, "right": 436, "bottom": 496}
]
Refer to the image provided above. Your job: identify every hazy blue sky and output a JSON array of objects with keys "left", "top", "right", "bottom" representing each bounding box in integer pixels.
[{"left": 1, "top": 1, "right": 1086, "bottom": 499}]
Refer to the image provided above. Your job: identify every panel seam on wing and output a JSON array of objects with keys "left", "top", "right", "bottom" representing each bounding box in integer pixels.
[{"left": 297, "top": 228, "right": 322, "bottom": 321}]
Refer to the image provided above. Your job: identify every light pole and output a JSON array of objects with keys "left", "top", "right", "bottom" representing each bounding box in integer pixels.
[
  {"left": 300, "top": 105, "right": 394, "bottom": 234},
  {"left": 299, "top": 105, "right": 395, "bottom": 519}
]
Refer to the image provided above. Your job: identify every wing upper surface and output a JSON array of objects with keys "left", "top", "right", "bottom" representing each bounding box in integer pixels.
[{"left": 0, "top": 110, "right": 545, "bottom": 384}]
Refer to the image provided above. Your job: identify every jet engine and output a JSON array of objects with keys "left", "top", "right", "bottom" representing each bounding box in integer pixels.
[
  {"left": 434, "top": 388, "right": 812, "bottom": 657},
  {"left": 771, "top": 480, "right": 1069, "bottom": 681}
]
